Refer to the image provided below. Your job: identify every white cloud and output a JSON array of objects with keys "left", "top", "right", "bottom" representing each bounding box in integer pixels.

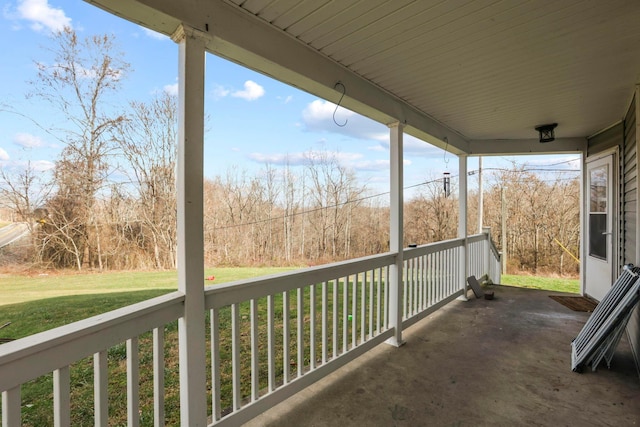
[
  {"left": 367, "top": 144, "right": 386, "bottom": 152},
  {"left": 212, "top": 84, "right": 231, "bottom": 99},
  {"left": 16, "top": 0, "right": 71, "bottom": 32},
  {"left": 302, "top": 99, "right": 352, "bottom": 127},
  {"left": 248, "top": 150, "right": 385, "bottom": 172},
  {"left": 13, "top": 132, "right": 43, "bottom": 148},
  {"left": 142, "top": 27, "right": 168, "bottom": 40},
  {"left": 0, "top": 147, "right": 9, "bottom": 161},
  {"left": 248, "top": 152, "right": 307, "bottom": 166},
  {"left": 163, "top": 82, "right": 179, "bottom": 96},
  {"left": 300, "top": 100, "right": 445, "bottom": 158},
  {"left": 301, "top": 100, "right": 388, "bottom": 141},
  {"left": 375, "top": 134, "right": 442, "bottom": 157},
  {"left": 352, "top": 159, "right": 390, "bottom": 171},
  {"left": 31, "top": 159, "right": 55, "bottom": 171},
  {"left": 231, "top": 80, "right": 265, "bottom": 101}
]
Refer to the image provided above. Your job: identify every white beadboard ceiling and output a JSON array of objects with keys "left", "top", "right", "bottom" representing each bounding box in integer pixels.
[{"left": 89, "top": 0, "right": 640, "bottom": 153}]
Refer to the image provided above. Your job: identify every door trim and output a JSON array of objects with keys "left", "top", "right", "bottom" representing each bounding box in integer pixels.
[{"left": 583, "top": 147, "right": 619, "bottom": 299}]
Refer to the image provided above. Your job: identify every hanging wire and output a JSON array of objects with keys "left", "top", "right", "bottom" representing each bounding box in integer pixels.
[
  {"left": 333, "top": 82, "right": 348, "bottom": 127},
  {"left": 443, "top": 136, "right": 450, "bottom": 168}
]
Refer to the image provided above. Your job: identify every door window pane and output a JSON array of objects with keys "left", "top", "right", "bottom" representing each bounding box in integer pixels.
[
  {"left": 589, "top": 213, "right": 607, "bottom": 259},
  {"left": 590, "top": 165, "right": 607, "bottom": 213},
  {"left": 589, "top": 164, "right": 608, "bottom": 259}
]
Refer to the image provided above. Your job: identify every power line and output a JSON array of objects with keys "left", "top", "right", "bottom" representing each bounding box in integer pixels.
[
  {"left": 209, "top": 166, "right": 579, "bottom": 232},
  {"left": 475, "top": 167, "right": 579, "bottom": 174},
  {"left": 210, "top": 175, "right": 453, "bottom": 231}
]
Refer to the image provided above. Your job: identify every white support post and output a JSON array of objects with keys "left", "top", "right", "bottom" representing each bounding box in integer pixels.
[
  {"left": 459, "top": 155, "right": 469, "bottom": 300},
  {"left": 53, "top": 367, "right": 70, "bottom": 427},
  {"left": 478, "top": 156, "right": 483, "bottom": 234},
  {"left": 2, "top": 387, "right": 21, "bottom": 427},
  {"left": 153, "top": 328, "right": 165, "bottom": 427},
  {"left": 172, "top": 24, "right": 208, "bottom": 427},
  {"left": 636, "top": 86, "right": 640, "bottom": 276},
  {"left": 94, "top": 351, "right": 108, "bottom": 427},
  {"left": 127, "top": 337, "right": 140, "bottom": 427},
  {"left": 387, "top": 122, "right": 405, "bottom": 346}
]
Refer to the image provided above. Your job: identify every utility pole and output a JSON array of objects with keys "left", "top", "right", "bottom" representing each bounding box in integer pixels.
[
  {"left": 501, "top": 186, "right": 507, "bottom": 275},
  {"left": 478, "top": 156, "right": 483, "bottom": 233}
]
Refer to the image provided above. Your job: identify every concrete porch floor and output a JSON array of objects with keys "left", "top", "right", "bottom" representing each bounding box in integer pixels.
[{"left": 246, "top": 285, "right": 640, "bottom": 426}]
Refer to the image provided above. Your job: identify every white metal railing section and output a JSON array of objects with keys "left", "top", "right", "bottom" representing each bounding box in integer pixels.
[
  {"left": 206, "top": 234, "right": 498, "bottom": 426},
  {"left": 204, "top": 253, "right": 395, "bottom": 426},
  {"left": 0, "top": 232, "right": 499, "bottom": 426},
  {"left": 0, "top": 292, "right": 184, "bottom": 427},
  {"left": 467, "top": 234, "right": 485, "bottom": 280},
  {"left": 402, "top": 238, "right": 464, "bottom": 326}
]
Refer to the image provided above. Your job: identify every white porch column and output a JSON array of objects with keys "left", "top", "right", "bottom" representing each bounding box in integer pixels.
[
  {"left": 459, "top": 155, "right": 469, "bottom": 300},
  {"left": 387, "top": 122, "right": 405, "bottom": 346},
  {"left": 172, "top": 24, "right": 207, "bottom": 426}
]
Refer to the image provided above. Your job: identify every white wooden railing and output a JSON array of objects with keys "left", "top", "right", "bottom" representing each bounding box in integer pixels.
[
  {"left": 0, "top": 233, "right": 500, "bottom": 426},
  {"left": 0, "top": 292, "right": 185, "bottom": 427}
]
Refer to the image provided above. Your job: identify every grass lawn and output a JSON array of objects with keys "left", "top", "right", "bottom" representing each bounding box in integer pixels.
[
  {"left": 0, "top": 267, "right": 299, "bottom": 338},
  {"left": 0, "top": 266, "right": 299, "bottom": 306},
  {"left": 500, "top": 274, "right": 580, "bottom": 293}
]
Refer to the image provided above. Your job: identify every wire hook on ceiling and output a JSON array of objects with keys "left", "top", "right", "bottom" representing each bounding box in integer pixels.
[
  {"left": 443, "top": 136, "right": 450, "bottom": 168},
  {"left": 333, "top": 81, "right": 348, "bottom": 127}
]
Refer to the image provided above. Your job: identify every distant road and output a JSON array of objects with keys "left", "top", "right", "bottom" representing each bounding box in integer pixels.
[{"left": 0, "top": 223, "right": 30, "bottom": 248}]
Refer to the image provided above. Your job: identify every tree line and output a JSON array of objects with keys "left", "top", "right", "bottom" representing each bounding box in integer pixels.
[{"left": 0, "top": 29, "right": 580, "bottom": 275}]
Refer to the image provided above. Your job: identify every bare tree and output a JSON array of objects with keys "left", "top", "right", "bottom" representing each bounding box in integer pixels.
[
  {"left": 304, "top": 150, "right": 365, "bottom": 260},
  {"left": 0, "top": 163, "right": 52, "bottom": 226},
  {"left": 0, "top": 163, "right": 53, "bottom": 263},
  {"left": 31, "top": 27, "right": 130, "bottom": 270},
  {"left": 405, "top": 175, "right": 458, "bottom": 245},
  {"left": 482, "top": 165, "right": 580, "bottom": 275},
  {"left": 115, "top": 92, "right": 178, "bottom": 269}
]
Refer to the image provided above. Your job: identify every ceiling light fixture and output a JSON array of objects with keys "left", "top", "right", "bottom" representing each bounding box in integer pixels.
[{"left": 535, "top": 123, "right": 558, "bottom": 143}]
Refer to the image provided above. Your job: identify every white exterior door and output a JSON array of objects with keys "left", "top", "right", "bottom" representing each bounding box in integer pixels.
[{"left": 585, "top": 154, "right": 615, "bottom": 301}]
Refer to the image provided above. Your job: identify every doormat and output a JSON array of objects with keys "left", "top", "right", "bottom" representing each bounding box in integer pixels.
[{"left": 549, "top": 295, "right": 598, "bottom": 312}]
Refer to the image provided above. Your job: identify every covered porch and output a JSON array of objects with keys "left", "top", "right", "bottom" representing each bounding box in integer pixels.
[
  {"left": 3, "top": 0, "right": 640, "bottom": 426},
  {"left": 248, "top": 285, "right": 640, "bottom": 427}
]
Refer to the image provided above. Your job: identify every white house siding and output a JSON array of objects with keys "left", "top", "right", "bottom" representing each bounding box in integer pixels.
[
  {"left": 587, "top": 123, "right": 624, "bottom": 156},
  {"left": 587, "top": 122, "right": 624, "bottom": 270},
  {"left": 586, "top": 118, "right": 640, "bottom": 377},
  {"left": 623, "top": 93, "right": 640, "bottom": 376}
]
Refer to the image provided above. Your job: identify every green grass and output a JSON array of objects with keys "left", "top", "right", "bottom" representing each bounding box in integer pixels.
[
  {"left": 0, "top": 266, "right": 298, "bottom": 307},
  {"left": 0, "top": 267, "right": 299, "bottom": 339},
  {"left": 500, "top": 274, "right": 579, "bottom": 293}
]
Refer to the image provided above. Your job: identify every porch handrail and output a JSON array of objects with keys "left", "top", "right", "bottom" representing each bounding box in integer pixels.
[
  {"left": 0, "top": 291, "right": 184, "bottom": 393},
  {"left": 205, "top": 252, "right": 397, "bottom": 308},
  {"left": 0, "top": 234, "right": 497, "bottom": 426},
  {"left": 207, "top": 234, "right": 493, "bottom": 426},
  {"left": 401, "top": 237, "right": 466, "bottom": 328}
]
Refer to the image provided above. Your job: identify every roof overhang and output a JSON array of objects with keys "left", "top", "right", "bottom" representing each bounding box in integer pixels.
[{"left": 86, "top": 0, "right": 640, "bottom": 156}]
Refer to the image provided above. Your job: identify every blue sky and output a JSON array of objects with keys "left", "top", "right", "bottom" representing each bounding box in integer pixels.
[{"left": 0, "top": 0, "right": 580, "bottom": 200}]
